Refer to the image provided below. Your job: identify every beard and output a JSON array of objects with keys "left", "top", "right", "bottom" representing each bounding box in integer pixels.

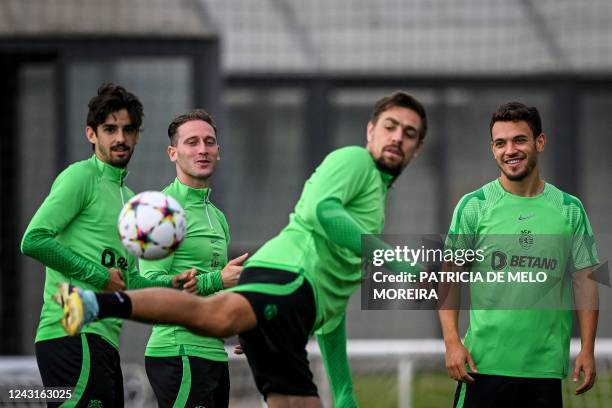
[
  {"left": 108, "top": 153, "right": 132, "bottom": 168},
  {"left": 499, "top": 155, "right": 537, "bottom": 181},
  {"left": 103, "top": 144, "right": 133, "bottom": 168},
  {"left": 374, "top": 156, "right": 404, "bottom": 177}
]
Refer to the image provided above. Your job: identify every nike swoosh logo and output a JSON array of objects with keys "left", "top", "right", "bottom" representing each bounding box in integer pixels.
[{"left": 518, "top": 214, "right": 535, "bottom": 221}]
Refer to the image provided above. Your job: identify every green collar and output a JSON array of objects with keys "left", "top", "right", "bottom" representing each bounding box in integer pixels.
[
  {"left": 90, "top": 155, "right": 129, "bottom": 184},
  {"left": 170, "top": 178, "right": 211, "bottom": 204},
  {"left": 495, "top": 178, "right": 549, "bottom": 199},
  {"left": 379, "top": 170, "right": 395, "bottom": 188}
]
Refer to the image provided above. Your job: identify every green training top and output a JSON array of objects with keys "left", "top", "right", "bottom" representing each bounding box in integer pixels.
[
  {"left": 140, "top": 178, "right": 230, "bottom": 361},
  {"left": 447, "top": 179, "right": 598, "bottom": 378},
  {"left": 21, "top": 155, "right": 175, "bottom": 348},
  {"left": 246, "top": 146, "right": 394, "bottom": 334}
]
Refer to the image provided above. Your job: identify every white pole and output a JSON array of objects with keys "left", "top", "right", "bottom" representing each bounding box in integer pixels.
[{"left": 398, "top": 357, "right": 414, "bottom": 408}]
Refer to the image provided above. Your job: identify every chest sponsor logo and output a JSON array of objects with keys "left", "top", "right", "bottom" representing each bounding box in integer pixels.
[
  {"left": 491, "top": 250, "right": 557, "bottom": 270},
  {"left": 101, "top": 248, "right": 128, "bottom": 271}
]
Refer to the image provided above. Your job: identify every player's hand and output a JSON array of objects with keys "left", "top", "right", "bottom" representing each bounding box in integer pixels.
[
  {"left": 573, "top": 348, "right": 596, "bottom": 395},
  {"left": 233, "top": 344, "right": 244, "bottom": 355},
  {"left": 221, "top": 253, "right": 249, "bottom": 289},
  {"left": 445, "top": 340, "right": 477, "bottom": 383},
  {"left": 104, "top": 268, "right": 125, "bottom": 291},
  {"left": 173, "top": 268, "right": 198, "bottom": 293}
]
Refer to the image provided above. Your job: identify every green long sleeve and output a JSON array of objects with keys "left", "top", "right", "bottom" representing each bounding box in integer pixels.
[
  {"left": 126, "top": 268, "right": 173, "bottom": 289},
  {"left": 315, "top": 197, "right": 366, "bottom": 255},
  {"left": 140, "top": 254, "right": 222, "bottom": 293},
  {"left": 247, "top": 146, "right": 391, "bottom": 335},
  {"left": 316, "top": 197, "right": 421, "bottom": 274},
  {"left": 21, "top": 228, "right": 110, "bottom": 289},
  {"left": 20, "top": 160, "right": 115, "bottom": 289},
  {"left": 197, "top": 271, "right": 224, "bottom": 295},
  {"left": 315, "top": 196, "right": 396, "bottom": 258},
  {"left": 140, "top": 179, "right": 229, "bottom": 361},
  {"left": 24, "top": 156, "right": 137, "bottom": 347},
  {"left": 317, "top": 315, "right": 358, "bottom": 408}
]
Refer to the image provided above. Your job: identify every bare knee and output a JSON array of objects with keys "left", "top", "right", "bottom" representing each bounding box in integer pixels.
[
  {"left": 205, "top": 318, "right": 236, "bottom": 338},
  {"left": 196, "top": 312, "right": 236, "bottom": 338},
  {"left": 188, "top": 293, "right": 256, "bottom": 338}
]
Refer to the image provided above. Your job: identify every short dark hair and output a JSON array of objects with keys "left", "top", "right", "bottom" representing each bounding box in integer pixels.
[
  {"left": 489, "top": 102, "right": 542, "bottom": 139},
  {"left": 371, "top": 92, "right": 428, "bottom": 142},
  {"left": 167, "top": 109, "right": 217, "bottom": 146},
  {"left": 86, "top": 83, "right": 144, "bottom": 131}
]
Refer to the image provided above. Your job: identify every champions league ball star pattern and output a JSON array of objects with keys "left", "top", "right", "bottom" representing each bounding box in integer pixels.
[{"left": 118, "top": 191, "right": 186, "bottom": 260}]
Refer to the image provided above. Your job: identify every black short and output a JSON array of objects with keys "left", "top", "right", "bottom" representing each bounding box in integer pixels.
[
  {"left": 145, "top": 356, "right": 229, "bottom": 408},
  {"left": 453, "top": 373, "right": 562, "bottom": 408},
  {"left": 35, "top": 333, "right": 123, "bottom": 408},
  {"left": 235, "top": 267, "right": 317, "bottom": 399}
]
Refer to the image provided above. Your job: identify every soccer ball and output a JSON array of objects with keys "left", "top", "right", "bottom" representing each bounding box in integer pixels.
[{"left": 118, "top": 191, "right": 186, "bottom": 260}]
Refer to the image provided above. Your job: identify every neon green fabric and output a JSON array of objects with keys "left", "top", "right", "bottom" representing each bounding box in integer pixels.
[
  {"left": 455, "top": 382, "right": 466, "bottom": 408},
  {"left": 317, "top": 315, "right": 358, "bottom": 408},
  {"left": 246, "top": 146, "right": 394, "bottom": 335},
  {"left": 22, "top": 155, "right": 176, "bottom": 347},
  {"left": 316, "top": 197, "right": 366, "bottom": 255},
  {"left": 447, "top": 179, "right": 599, "bottom": 378},
  {"left": 172, "top": 356, "right": 192, "bottom": 408},
  {"left": 21, "top": 228, "right": 110, "bottom": 289},
  {"left": 316, "top": 197, "right": 421, "bottom": 275},
  {"left": 61, "top": 333, "right": 90, "bottom": 408},
  {"left": 22, "top": 156, "right": 131, "bottom": 346},
  {"left": 228, "top": 275, "right": 305, "bottom": 296},
  {"left": 140, "top": 179, "right": 229, "bottom": 362}
]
